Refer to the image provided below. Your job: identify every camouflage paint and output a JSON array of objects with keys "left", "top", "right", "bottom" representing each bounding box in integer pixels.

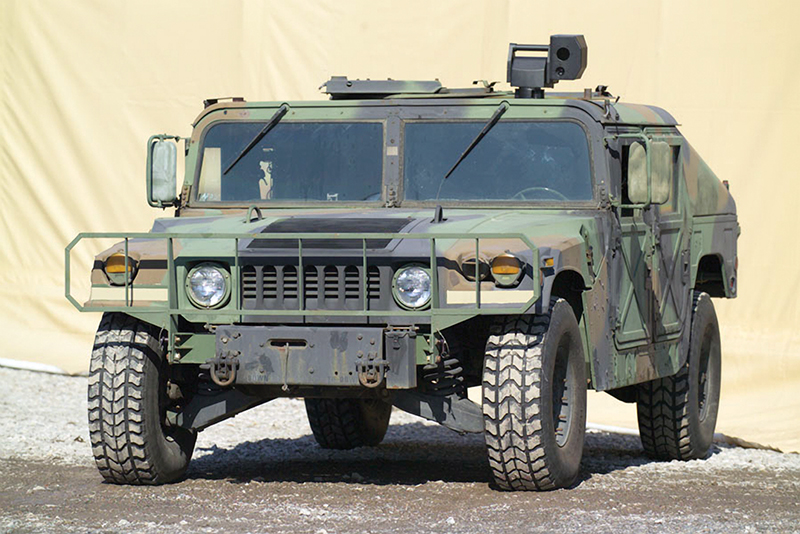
[{"left": 67, "top": 90, "right": 738, "bottom": 393}]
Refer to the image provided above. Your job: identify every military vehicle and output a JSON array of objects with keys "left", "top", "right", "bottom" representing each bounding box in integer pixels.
[{"left": 66, "top": 35, "right": 738, "bottom": 490}]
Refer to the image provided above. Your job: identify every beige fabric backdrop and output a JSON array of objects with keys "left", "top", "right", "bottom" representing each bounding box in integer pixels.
[{"left": 2, "top": 0, "right": 798, "bottom": 451}]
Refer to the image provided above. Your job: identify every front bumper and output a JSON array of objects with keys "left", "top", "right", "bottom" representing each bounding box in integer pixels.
[{"left": 212, "top": 325, "right": 417, "bottom": 389}]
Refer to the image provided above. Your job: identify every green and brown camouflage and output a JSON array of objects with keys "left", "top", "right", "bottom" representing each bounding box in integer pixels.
[{"left": 66, "top": 37, "right": 738, "bottom": 435}]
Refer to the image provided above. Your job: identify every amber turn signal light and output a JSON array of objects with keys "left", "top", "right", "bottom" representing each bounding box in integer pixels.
[{"left": 491, "top": 254, "right": 523, "bottom": 286}]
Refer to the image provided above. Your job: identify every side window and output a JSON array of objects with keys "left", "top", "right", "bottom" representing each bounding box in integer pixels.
[
  {"left": 620, "top": 144, "right": 633, "bottom": 216},
  {"left": 657, "top": 144, "right": 681, "bottom": 215}
]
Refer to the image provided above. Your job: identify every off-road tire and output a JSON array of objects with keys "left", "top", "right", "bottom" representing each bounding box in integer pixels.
[
  {"left": 88, "top": 313, "right": 196, "bottom": 484},
  {"left": 305, "top": 398, "right": 392, "bottom": 449},
  {"left": 636, "top": 291, "right": 721, "bottom": 460},
  {"left": 483, "top": 299, "right": 587, "bottom": 491}
]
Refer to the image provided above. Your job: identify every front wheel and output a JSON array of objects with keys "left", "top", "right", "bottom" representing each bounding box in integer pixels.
[
  {"left": 482, "top": 299, "right": 587, "bottom": 491},
  {"left": 636, "top": 291, "right": 721, "bottom": 460},
  {"left": 88, "top": 313, "right": 196, "bottom": 484}
]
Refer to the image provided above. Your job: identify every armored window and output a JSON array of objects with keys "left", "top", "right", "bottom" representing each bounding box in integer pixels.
[
  {"left": 403, "top": 121, "right": 592, "bottom": 202},
  {"left": 196, "top": 122, "right": 384, "bottom": 203},
  {"left": 657, "top": 145, "right": 681, "bottom": 215}
]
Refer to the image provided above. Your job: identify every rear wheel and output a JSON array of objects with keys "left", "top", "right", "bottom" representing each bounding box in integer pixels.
[
  {"left": 305, "top": 398, "right": 392, "bottom": 449},
  {"left": 482, "top": 299, "right": 587, "bottom": 491},
  {"left": 636, "top": 291, "right": 721, "bottom": 460},
  {"left": 88, "top": 313, "right": 196, "bottom": 484}
]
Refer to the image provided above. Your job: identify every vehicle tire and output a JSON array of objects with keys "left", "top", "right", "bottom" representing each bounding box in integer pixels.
[
  {"left": 88, "top": 313, "right": 196, "bottom": 484},
  {"left": 483, "top": 299, "right": 587, "bottom": 491},
  {"left": 636, "top": 291, "right": 721, "bottom": 460},
  {"left": 305, "top": 398, "right": 392, "bottom": 449}
]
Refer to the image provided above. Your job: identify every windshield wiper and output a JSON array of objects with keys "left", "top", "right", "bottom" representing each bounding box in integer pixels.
[
  {"left": 223, "top": 103, "right": 290, "bottom": 175},
  {"left": 435, "top": 101, "right": 509, "bottom": 200}
]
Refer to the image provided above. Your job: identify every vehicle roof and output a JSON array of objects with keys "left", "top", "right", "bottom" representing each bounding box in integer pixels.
[{"left": 194, "top": 93, "right": 678, "bottom": 128}]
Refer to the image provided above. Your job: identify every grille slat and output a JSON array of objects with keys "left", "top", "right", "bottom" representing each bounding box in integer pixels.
[
  {"left": 368, "top": 266, "right": 381, "bottom": 300},
  {"left": 304, "top": 266, "right": 319, "bottom": 299},
  {"left": 262, "top": 266, "right": 277, "bottom": 299},
  {"left": 344, "top": 266, "right": 359, "bottom": 299},
  {"left": 324, "top": 266, "right": 339, "bottom": 299},
  {"left": 242, "top": 266, "right": 258, "bottom": 299},
  {"left": 283, "top": 265, "right": 298, "bottom": 299}
]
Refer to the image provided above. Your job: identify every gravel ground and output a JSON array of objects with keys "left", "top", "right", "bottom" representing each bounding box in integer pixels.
[{"left": 1, "top": 366, "right": 799, "bottom": 533}]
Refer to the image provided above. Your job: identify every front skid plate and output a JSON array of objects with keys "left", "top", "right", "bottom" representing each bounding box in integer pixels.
[{"left": 214, "top": 325, "right": 416, "bottom": 389}]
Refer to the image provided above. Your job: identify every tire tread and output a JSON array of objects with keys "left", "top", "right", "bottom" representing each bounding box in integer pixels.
[
  {"left": 483, "top": 300, "right": 561, "bottom": 491},
  {"left": 88, "top": 314, "right": 170, "bottom": 484},
  {"left": 637, "top": 291, "right": 715, "bottom": 460}
]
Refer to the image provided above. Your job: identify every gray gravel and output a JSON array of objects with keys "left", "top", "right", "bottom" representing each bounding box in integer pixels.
[{"left": 1, "top": 366, "right": 799, "bottom": 533}]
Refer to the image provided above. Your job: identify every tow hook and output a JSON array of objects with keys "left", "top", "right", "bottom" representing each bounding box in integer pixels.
[
  {"left": 201, "top": 350, "right": 240, "bottom": 387},
  {"left": 356, "top": 358, "right": 388, "bottom": 388}
]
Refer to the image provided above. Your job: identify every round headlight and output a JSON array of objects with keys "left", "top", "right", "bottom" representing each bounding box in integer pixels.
[
  {"left": 186, "top": 263, "right": 230, "bottom": 308},
  {"left": 392, "top": 265, "right": 432, "bottom": 309}
]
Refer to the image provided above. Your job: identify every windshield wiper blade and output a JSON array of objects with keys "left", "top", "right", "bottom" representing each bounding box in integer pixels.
[
  {"left": 223, "top": 103, "right": 290, "bottom": 175},
  {"left": 443, "top": 101, "right": 509, "bottom": 181}
]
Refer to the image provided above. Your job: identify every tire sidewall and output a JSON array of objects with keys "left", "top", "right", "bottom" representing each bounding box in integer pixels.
[
  {"left": 357, "top": 399, "right": 392, "bottom": 446},
  {"left": 131, "top": 319, "right": 195, "bottom": 482},
  {"left": 686, "top": 294, "right": 721, "bottom": 456},
  {"left": 539, "top": 301, "right": 587, "bottom": 486}
]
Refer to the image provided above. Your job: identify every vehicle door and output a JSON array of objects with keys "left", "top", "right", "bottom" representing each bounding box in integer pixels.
[
  {"left": 647, "top": 131, "right": 690, "bottom": 342},
  {"left": 612, "top": 131, "right": 688, "bottom": 349}
]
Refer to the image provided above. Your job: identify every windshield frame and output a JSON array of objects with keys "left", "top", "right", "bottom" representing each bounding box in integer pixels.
[
  {"left": 398, "top": 117, "right": 597, "bottom": 209},
  {"left": 191, "top": 118, "right": 388, "bottom": 208},
  {"left": 185, "top": 100, "right": 603, "bottom": 211}
]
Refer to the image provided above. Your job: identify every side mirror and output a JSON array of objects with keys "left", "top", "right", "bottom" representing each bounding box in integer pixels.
[
  {"left": 147, "top": 136, "right": 179, "bottom": 208},
  {"left": 626, "top": 140, "right": 671, "bottom": 206}
]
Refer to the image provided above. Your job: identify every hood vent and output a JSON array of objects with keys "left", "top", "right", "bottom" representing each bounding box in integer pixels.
[{"left": 248, "top": 217, "right": 414, "bottom": 250}]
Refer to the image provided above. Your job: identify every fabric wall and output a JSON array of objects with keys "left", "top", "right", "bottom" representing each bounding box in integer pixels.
[{"left": 2, "top": 0, "right": 798, "bottom": 451}]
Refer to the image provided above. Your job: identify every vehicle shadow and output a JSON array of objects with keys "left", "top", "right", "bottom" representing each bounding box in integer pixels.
[
  {"left": 186, "top": 422, "right": 697, "bottom": 487},
  {"left": 576, "top": 430, "right": 725, "bottom": 486},
  {"left": 188, "top": 421, "right": 491, "bottom": 485}
]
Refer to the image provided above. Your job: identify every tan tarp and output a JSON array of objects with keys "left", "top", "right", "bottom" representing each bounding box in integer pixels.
[{"left": 1, "top": 0, "right": 798, "bottom": 452}]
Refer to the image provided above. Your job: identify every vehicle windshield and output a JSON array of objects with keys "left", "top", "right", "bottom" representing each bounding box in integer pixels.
[
  {"left": 403, "top": 121, "right": 592, "bottom": 202},
  {"left": 196, "top": 121, "right": 384, "bottom": 203}
]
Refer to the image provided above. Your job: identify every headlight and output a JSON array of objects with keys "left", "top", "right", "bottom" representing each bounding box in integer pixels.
[
  {"left": 392, "top": 265, "right": 432, "bottom": 309},
  {"left": 186, "top": 263, "right": 230, "bottom": 308},
  {"left": 491, "top": 254, "right": 524, "bottom": 287},
  {"left": 104, "top": 253, "right": 137, "bottom": 286}
]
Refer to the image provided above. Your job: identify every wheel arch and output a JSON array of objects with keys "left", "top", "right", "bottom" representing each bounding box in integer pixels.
[
  {"left": 694, "top": 253, "right": 726, "bottom": 298},
  {"left": 546, "top": 268, "right": 587, "bottom": 322}
]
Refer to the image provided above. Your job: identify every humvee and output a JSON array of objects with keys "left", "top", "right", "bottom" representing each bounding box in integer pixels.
[{"left": 66, "top": 35, "right": 738, "bottom": 490}]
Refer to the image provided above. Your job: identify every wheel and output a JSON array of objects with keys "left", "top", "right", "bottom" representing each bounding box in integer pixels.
[
  {"left": 636, "top": 291, "right": 721, "bottom": 460},
  {"left": 88, "top": 313, "right": 196, "bottom": 484},
  {"left": 305, "top": 398, "right": 392, "bottom": 449},
  {"left": 482, "top": 299, "right": 587, "bottom": 491}
]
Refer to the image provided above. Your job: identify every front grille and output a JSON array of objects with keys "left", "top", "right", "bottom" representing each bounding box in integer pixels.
[{"left": 241, "top": 263, "right": 387, "bottom": 312}]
